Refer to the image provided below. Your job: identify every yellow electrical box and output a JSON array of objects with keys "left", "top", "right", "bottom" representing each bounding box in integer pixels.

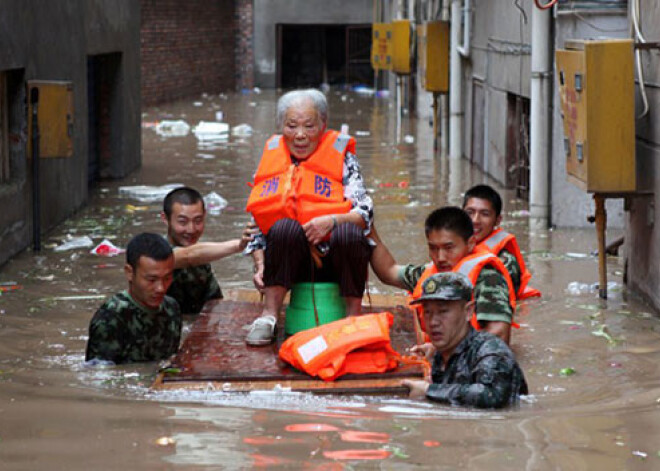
[
  {"left": 391, "top": 20, "right": 411, "bottom": 75},
  {"left": 371, "top": 23, "right": 392, "bottom": 71},
  {"left": 556, "top": 39, "right": 635, "bottom": 193},
  {"left": 27, "top": 80, "right": 73, "bottom": 159},
  {"left": 417, "top": 21, "right": 449, "bottom": 93}
]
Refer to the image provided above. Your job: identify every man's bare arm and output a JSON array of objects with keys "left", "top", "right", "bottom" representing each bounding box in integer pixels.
[
  {"left": 173, "top": 240, "right": 242, "bottom": 269},
  {"left": 369, "top": 225, "right": 406, "bottom": 289},
  {"left": 173, "top": 223, "right": 257, "bottom": 269}
]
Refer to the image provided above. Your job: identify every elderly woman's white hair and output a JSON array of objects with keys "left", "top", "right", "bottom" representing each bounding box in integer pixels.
[{"left": 276, "top": 89, "right": 328, "bottom": 130}]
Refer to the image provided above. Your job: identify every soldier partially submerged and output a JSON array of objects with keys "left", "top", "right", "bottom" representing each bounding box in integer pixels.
[
  {"left": 85, "top": 233, "right": 181, "bottom": 364},
  {"left": 402, "top": 272, "right": 528, "bottom": 409}
]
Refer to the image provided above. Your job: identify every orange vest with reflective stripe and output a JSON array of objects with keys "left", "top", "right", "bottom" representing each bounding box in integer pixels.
[
  {"left": 279, "top": 312, "right": 400, "bottom": 381},
  {"left": 409, "top": 251, "right": 518, "bottom": 331},
  {"left": 246, "top": 130, "right": 354, "bottom": 234},
  {"left": 476, "top": 228, "right": 541, "bottom": 299}
]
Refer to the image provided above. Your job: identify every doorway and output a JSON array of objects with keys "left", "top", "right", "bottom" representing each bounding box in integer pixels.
[
  {"left": 87, "top": 52, "right": 121, "bottom": 186},
  {"left": 506, "top": 93, "right": 530, "bottom": 199},
  {"left": 277, "top": 24, "right": 372, "bottom": 88}
]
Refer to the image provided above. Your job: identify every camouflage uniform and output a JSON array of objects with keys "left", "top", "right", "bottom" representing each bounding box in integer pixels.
[
  {"left": 168, "top": 242, "right": 223, "bottom": 315},
  {"left": 85, "top": 290, "right": 182, "bottom": 364},
  {"left": 426, "top": 326, "right": 528, "bottom": 408},
  {"left": 398, "top": 263, "right": 514, "bottom": 324},
  {"left": 499, "top": 248, "right": 521, "bottom": 295}
]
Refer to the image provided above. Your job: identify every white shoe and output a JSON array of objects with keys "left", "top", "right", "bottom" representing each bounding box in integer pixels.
[{"left": 246, "top": 316, "right": 276, "bottom": 346}]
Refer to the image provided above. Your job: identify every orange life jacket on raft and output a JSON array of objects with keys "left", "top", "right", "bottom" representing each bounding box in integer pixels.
[
  {"left": 279, "top": 312, "right": 400, "bottom": 381},
  {"left": 245, "top": 130, "right": 353, "bottom": 234},
  {"left": 409, "top": 251, "right": 518, "bottom": 331},
  {"left": 475, "top": 228, "right": 541, "bottom": 299}
]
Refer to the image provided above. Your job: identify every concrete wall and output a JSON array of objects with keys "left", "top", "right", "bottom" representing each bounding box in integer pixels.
[
  {"left": 550, "top": 7, "right": 629, "bottom": 228},
  {"left": 235, "top": 0, "right": 254, "bottom": 90},
  {"left": 141, "top": 0, "right": 237, "bottom": 105},
  {"left": 626, "top": 0, "right": 660, "bottom": 308},
  {"left": 253, "top": 0, "right": 373, "bottom": 88},
  {"left": 456, "top": 0, "right": 628, "bottom": 227},
  {"left": 0, "top": 0, "right": 141, "bottom": 266},
  {"left": 456, "top": 0, "right": 532, "bottom": 185}
]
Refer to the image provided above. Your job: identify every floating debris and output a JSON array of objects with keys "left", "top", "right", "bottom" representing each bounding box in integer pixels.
[
  {"left": 203, "top": 192, "right": 228, "bottom": 215},
  {"left": 403, "top": 135, "right": 415, "bottom": 144},
  {"left": 90, "top": 239, "right": 124, "bottom": 257},
  {"left": 353, "top": 85, "right": 375, "bottom": 96},
  {"left": 193, "top": 121, "right": 229, "bottom": 140},
  {"left": 0, "top": 282, "right": 22, "bottom": 293},
  {"left": 559, "top": 367, "right": 576, "bottom": 377},
  {"left": 53, "top": 235, "right": 94, "bottom": 252},
  {"left": 231, "top": 123, "right": 253, "bottom": 137},
  {"left": 591, "top": 324, "right": 623, "bottom": 346},
  {"left": 118, "top": 184, "right": 183, "bottom": 203},
  {"left": 125, "top": 204, "right": 149, "bottom": 213},
  {"left": 565, "top": 252, "right": 590, "bottom": 259},
  {"left": 155, "top": 437, "right": 176, "bottom": 446},
  {"left": 510, "top": 209, "right": 530, "bottom": 218},
  {"left": 40, "top": 295, "right": 107, "bottom": 302},
  {"left": 154, "top": 120, "right": 190, "bottom": 137}
]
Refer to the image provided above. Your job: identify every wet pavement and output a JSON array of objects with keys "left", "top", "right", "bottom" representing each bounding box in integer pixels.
[{"left": 1, "top": 89, "right": 660, "bottom": 469}]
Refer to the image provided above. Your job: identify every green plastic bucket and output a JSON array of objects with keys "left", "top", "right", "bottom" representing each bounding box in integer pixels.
[{"left": 285, "top": 282, "right": 346, "bottom": 334}]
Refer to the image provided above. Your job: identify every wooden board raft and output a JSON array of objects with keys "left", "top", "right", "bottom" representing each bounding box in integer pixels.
[{"left": 151, "top": 290, "right": 424, "bottom": 395}]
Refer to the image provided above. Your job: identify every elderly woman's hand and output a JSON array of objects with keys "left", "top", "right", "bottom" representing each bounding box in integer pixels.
[{"left": 303, "top": 215, "right": 334, "bottom": 245}]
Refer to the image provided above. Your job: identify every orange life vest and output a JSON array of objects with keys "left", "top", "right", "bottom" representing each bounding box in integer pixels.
[
  {"left": 409, "top": 251, "right": 518, "bottom": 331},
  {"left": 246, "top": 130, "right": 354, "bottom": 234},
  {"left": 279, "top": 312, "right": 400, "bottom": 381},
  {"left": 476, "top": 228, "right": 541, "bottom": 299}
]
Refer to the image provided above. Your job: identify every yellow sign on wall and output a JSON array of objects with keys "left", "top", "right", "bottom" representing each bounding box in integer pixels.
[
  {"left": 391, "top": 20, "right": 411, "bottom": 75},
  {"left": 556, "top": 39, "right": 635, "bottom": 193},
  {"left": 371, "top": 23, "right": 392, "bottom": 71},
  {"left": 27, "top": 80, "right": 73, "bottom": 158},
  {"left": 418, "top": 21, "right": 449, "bottom": 93}
]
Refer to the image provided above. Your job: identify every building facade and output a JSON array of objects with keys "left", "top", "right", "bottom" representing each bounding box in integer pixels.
[
  {"left": 0, "top": 0, "right": 141, "bottom": 266},
  {"left": 412, "top": 0, "right": 660, "bottom": 309}
]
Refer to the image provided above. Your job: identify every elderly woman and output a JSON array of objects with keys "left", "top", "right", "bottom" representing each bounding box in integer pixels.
[{"left": 244, "top": 89, "right": 373, "bottom": 346}]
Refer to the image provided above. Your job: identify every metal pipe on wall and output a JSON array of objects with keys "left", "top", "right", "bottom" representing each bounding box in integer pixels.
[
  {"left": 440, "top": 0, "right": 450, "bottom": 152},
  {"left": 449, "top": 0, "right": 463, "bottom": 159},
  {"left": 456, "top": 0, "right": 471, "bottom": 58},
  {"left": 529, "top": 5, "right": 552, "bottom": 226}
]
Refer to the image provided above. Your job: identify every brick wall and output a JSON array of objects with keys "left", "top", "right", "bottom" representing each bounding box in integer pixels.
[
  {"left": 234, "top": 0, "right": 254, "bottom": 90},
  {"left": 141, "top": 0, "right": 242, "bottom": 106}
]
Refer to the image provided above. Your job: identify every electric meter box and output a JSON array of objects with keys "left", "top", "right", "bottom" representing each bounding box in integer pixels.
[
  {"left": 556, "top": 39, "right": 635, "bottom": 193},
  {"left": 417, "top": 21, "right": 449, "bottom": 93},
  {"left": 27, "top": 80, "right": 73, "bottom": 158},
  {"left": 391, "top": 20, "right": 411, "bottom": 75},
  {"left": 371, "top": 23, "right": 392, "bottom": 71}
]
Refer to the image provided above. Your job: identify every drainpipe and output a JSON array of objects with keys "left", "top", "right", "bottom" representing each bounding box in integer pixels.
[
  {"left": 529, "top": 5, "right": 552, "bottom": 226},
  {"left": 449, "top": 0, "right": 463, "bottom": 159},
  {"left": 440, "top": 0, "right": 450, "bottom": 152},
  {"left": 456, "top": 0, "right": 471, "bottom": 58}
]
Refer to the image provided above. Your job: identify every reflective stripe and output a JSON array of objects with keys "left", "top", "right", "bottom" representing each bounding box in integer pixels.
[
  {"left": 456, "top": 253, "right": 496, "bottom": 278},
  {"left": 333, "top": 134, "right": 350, "bottom": 153},
  {"left": 484, "top": 230, "right": 511, "bottom": 250},
  {"left": 267, "top": 135, "right": 282, "bottom": 150}
]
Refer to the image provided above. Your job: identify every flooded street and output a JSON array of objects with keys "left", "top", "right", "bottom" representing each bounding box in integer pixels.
[{"left": 2, "top": 89, "right": 660, "bottom": 470}]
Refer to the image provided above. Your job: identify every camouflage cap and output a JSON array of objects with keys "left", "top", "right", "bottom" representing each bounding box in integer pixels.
[{"left": 411, "top": 272, "right": 474, "bottom": 304}]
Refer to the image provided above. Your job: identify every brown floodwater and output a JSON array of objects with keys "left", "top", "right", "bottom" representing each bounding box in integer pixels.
[{"left": 1, "top": 89, "right": 659, "bottom": 470}]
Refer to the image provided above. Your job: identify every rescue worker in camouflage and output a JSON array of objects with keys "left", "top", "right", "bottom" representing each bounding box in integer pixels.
[
  {"left": 463, "top": 185, "right": 521, "bottom": 292},
  {"left": 85, "top": 233, "right": 181, "bottom": 364},
  {"left": 162, "top": 187, "right": 257, "bottom": 315},
  {"left": 369, "top": 207, "right": 516, "bottom": 344},
  {"left": 402, "top": 272, "right": 528, "bottom": 408}
]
